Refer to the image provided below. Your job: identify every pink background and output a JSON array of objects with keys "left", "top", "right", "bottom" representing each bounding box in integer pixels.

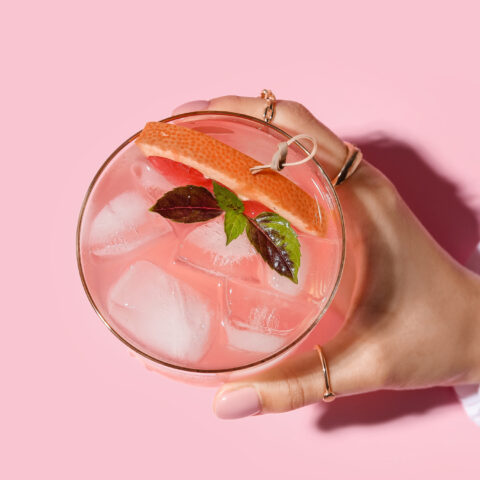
[{"left": 2, "top": 1, "right": 479, "bottom": 478}]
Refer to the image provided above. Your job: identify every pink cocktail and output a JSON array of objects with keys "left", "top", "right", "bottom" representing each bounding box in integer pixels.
[{"left": 77, "top": 112, "right": 344, "bottom": 382}]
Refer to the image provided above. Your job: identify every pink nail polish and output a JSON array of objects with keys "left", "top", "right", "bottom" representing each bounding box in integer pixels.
[
  {"left": 214, "top": 387, "right": 261, "bottom": 420},
  {"left": 171, "top": 100, "right": 209, "bottom": 115}
]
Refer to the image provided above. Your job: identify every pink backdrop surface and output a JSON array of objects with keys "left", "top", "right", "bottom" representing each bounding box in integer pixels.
[{"left": 2, "top": 1, "right": 479, "bottom": 479}]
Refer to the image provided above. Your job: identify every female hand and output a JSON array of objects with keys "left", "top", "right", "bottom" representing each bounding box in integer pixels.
[{"left": 174, "top": 96, "right": 480, "bottom": 419}]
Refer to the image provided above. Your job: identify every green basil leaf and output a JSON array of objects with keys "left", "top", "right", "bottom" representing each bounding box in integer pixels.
[
  {"left": 213, "top": 181, "right": 244, "bottom": 213},
  {"left": 224, "top": 210, "right": 247, "bottom": 245}
]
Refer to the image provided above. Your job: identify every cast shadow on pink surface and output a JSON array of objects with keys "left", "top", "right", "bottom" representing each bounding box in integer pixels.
[
  {"left": 315, "top": 387, "right": 457, "bottom": 430},
  {"left": 353, "top": 134, "right": 479, "bottom": 262},
  {"left": 310, "top": 134, "right": 478, "bottom": 429}
]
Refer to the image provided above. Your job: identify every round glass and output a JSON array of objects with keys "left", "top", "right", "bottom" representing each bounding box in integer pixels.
[{"left": 77, "top": 111, "right": 345, "bottom": 378}]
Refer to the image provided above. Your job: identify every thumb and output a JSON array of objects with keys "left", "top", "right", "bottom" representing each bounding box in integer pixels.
[{"left": 213, "top": 336, "right": 384, "bottom": 419}]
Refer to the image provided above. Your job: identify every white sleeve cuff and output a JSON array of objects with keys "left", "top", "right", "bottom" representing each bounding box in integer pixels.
[
  {"left": 455, "top": 242, "right": 480, "bottom": 426},
  {"left": 455, "top": 384, "right": 480, "bottom": 426}
]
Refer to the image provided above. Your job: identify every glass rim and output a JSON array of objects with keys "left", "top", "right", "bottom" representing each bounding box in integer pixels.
[{"left": 76, "top": 110, "right": 346, "bottom": 374}]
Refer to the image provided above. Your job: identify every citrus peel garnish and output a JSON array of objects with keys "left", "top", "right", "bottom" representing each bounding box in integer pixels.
[{"left": 136, "top": 122, "right": 326, "bottom": 236}]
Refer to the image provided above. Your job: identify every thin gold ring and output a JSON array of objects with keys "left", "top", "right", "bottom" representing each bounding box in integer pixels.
[
  {"left": 260, "top": 89, "right": 276, "bottom": 123},
  {"left": 315, "top": 345, "right": 336, "bottom": 402},
  {"left": 333, "top": 142, "right": 363, "bottom": 186}
]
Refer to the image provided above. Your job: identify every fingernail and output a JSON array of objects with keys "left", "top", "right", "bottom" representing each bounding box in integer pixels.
[
  {"left": 172, "top": 100, "right": 209, "bottom": 115},
  {"left": 214, "top": 387, "right": 262, "bottom": 420}
]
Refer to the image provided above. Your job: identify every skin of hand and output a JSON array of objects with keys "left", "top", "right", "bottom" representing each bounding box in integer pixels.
[{"left": 174, "top": 96, "right": 480, "bottom": 419}]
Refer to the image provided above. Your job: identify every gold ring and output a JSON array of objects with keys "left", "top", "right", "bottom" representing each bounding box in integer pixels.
[
  {"left": 332, "top": 142, "right": 363, "bottom": 186},
  {"left": 260, "top": 89, "right": 276, "bottom": 123},
  {"left": 315, "top": 345, "right": 336, "bottom": 402}
]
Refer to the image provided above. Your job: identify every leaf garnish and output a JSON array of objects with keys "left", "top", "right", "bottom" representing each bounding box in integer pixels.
[
  {"left": 212, "top": 182, "right": 246, "bottom": 244},
  {"left": 151, "top": 183, "right": 301, "bottom": 282},
  {"left": 224, "top": 210, "right": 247, "bottom": 244},
  {"left": 246, "top": 212, "right": 301, "bottom": 283},
  {"left": 150, "top": 185, "right": 222, "bottom": 223},
  {"left": 213, "top": 181, "right": 244, "bottom": 213}
]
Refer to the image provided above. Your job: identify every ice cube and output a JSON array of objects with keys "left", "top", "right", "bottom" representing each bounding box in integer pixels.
[
  {"left": 89, "top": 191, "right": 171, "bottom": 257},
  {"left": 176, "top": 217, "right": 263, "bottom": 282},
  {"left": 223, "top": 322, "right": 286, "bottom": 354},
  {"left": 131, "top": 160, "right": 174, "bottom": 201},
  {"left": 108, "top": 260, "right": 211, "bottom": 364},
  {"left": 224, "top": 279, "right": 318, "bottom": 354}
]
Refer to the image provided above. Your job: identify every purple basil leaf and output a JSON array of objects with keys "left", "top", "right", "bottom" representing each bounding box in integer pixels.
[
  {"left": 246, "top": 212, "right": 300, "bottom": 283},
  {"left": 150, "top": 185, "right": 223, "bottom": 223}
]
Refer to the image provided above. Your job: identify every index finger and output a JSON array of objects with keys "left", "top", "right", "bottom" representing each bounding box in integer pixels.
[{"left": 206, "top": 95, "right": 347, "bottom": 179}]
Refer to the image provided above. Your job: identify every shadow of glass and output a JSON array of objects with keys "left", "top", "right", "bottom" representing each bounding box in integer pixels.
[{"left": 307, "top": 134, "right": 479, "bottom": 429}]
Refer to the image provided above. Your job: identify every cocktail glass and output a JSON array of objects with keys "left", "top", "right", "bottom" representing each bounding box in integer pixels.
[{"left": 77, "top": 112, "right": 345, "bottom": 384}]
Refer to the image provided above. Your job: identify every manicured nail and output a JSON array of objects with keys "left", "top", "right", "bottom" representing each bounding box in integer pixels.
[
  {"left": 214, "top": 387, "right": 262, "bottom": 420},
  {"left": 172, "top": 100, "right": 209, "bottom": 115}
]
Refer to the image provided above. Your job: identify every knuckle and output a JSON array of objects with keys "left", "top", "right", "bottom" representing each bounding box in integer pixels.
[
  {"left": 209, "top": 95, "right": 242, "bottom": 110},
  {"left": 282, "top": 367, "right": 307, "bottom": 411},
  {"left": 362, "top": 168, "right": 401, "bottom": 213},
  {"left": 377, "top": 179, "right": 400, "bottom": 211},
  {"left": 281, "top": 100, "right": 311, "bottom": 118},
  {"left": 366, "top": 341, "right": 392, "bottom": 388}
]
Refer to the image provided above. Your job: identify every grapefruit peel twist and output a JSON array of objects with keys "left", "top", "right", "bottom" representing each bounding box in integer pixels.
[{"left": 136, "top": 122, "right": 327, "bottom": 283}]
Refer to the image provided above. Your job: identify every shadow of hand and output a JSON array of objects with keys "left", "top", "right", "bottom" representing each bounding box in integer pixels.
[{"left": 316, "top": 387, "right": 457, "bottom": 430}]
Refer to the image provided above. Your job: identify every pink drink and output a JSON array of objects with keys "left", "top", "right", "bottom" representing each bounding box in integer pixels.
[{"left": 78, "top": 113, "right": 344, "bottom": 378}]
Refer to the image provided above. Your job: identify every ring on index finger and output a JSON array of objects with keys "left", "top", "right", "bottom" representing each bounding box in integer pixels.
[{"left": 260, "top": 89, "right": 276, "bottom": 123}]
